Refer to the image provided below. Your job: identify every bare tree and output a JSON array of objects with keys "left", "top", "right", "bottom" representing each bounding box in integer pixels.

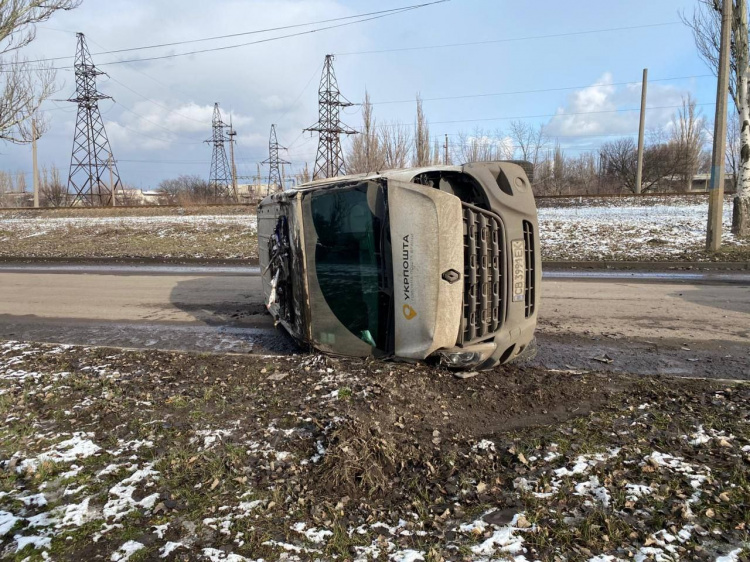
[
  {"left": 551, "top": 143, "right": 567, "bottom": 195},
  {"left": 671, "top": 94, "right": 707, "bottom": 191},
  {"left": 600, "top": 137, "right": 683, "bottom": 193},
  {"left": 414, "top": 94, "right": 430, "bottom": 167},
  {"left": 567, "top": 153, "right": 599, "bottom": 195},
  {"left": 157, "top": 175, "right": 212, "bottom": 205},
  {"left": 296, "top": 162, "right": 311, "bottom": 185},
  {"left": 726, "top": 116, "right": 741, "bottom": 187},
  {"left": 39, "top": 164, "right": 66, "bottom": 206},
  {"left": 379, "top": 122, "right": 411, "bottom": 169},
  {"left": 508, "top": 121, "right": 547, "bottom": 167},
  {"left": 0, "top": 0, "right": 81, "bottom": 144},
  {"left": 683, "top": 0, "right": 750, "bottom": 235},
  {"left": 432, "top": 136, "right": 441, "bottom": 165},
  {"left": 451, "top": 128, "right": 515, "bottom": 164},
  {"left": 346, "top": 91, "right": 383, "bottom": 174},
  {"left": 454, "top": 130, "right": 494, "bottom": 163}
]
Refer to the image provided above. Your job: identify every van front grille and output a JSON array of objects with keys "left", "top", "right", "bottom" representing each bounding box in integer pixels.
[
  {"left": 523, "top": 220, "right": 536, "bottom": 317},
  {"left": 461, "top": 204, "right": 505, "bottom": 345}
]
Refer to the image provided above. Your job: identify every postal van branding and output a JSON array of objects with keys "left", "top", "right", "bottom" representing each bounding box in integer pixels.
[
  {"left": 403, "top": 304, "right": 417, "bottom": 320},
  {"left": 402, "top": 234, "right": 412, "bottom": 301}
]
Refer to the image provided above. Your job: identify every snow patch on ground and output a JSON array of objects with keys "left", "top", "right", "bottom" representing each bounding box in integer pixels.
[
  {"left": 103, "top": 464, "right": 160, "bottom": 521},
  {"left": 16, "top": 433, "right": 101, "bottom": 473},
  {"left": 110, "top": 540, "right": 144, "bottom": 561},
  {"left": 538, "top": 196, "right": 746, "bottom": 261}
]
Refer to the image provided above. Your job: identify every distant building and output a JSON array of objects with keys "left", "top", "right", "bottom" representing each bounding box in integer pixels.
[{"left": 688, "top": 173, "right": 736, "bottom": 193}]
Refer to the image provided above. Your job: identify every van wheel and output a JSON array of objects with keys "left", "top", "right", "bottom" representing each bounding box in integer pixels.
[{"left": 513, "top": 338, "right": 538, "bottom": 364}]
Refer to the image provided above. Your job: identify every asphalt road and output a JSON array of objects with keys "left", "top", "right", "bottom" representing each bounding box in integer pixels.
[{"left": 0, "top": 264, "right": 747, "bottom": 377}]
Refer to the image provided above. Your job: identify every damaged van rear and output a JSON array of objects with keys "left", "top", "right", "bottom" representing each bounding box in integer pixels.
[{"left": 258, "top": 161, "right": 540, "bottom": 370}]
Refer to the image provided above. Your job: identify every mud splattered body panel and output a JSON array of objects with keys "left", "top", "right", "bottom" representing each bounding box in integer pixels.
[{"left": 259, "top": 162, "right": 540, "bottom": 369}]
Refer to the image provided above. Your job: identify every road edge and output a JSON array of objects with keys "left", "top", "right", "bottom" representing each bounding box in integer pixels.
[{"left": 1, "top": 256, "right": 746, "bottom": 271}]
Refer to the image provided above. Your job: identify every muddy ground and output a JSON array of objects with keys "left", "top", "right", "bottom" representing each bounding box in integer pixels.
[
  {"left": 0, "top": 211, "right": 258, "bottom": 262},
  {"left": 0, "top": 341, "right": 748, "bottom": 561}
]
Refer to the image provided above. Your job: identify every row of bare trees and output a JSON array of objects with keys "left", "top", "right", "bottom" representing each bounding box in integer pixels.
[
  {"left": 346, "top": 92, "right": 553, "bottom": 175},
  {"left": 345, "top": 93, "right": 435, "bottom": 173},
  {"left": 346, "top": 91, "right": 718, "bottom": 196},
  {"left": 157, "top": 175, "right": 216, "bottom": 205},
  {"left": 0, "top": 165, "right": 88, "bottom": 207}
]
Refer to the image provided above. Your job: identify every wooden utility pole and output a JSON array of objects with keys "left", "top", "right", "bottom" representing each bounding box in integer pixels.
[
  {"left": 108, "top": 155, "right": 116, "bottom": 207},
  {"left": 707, "top": 0, "right": 732, "bottom": 251},
  {"left": 444, "top": 134, "right": 449, "bottom": 165},
  {"left": 32, "top": 118, "right": 39, "bottom": 208},
  {"left": 228, "top": 117, "right": 238, "bottom": 202},
  {"left": 635, "top": 68, "right": 648, "bottom": 195}
]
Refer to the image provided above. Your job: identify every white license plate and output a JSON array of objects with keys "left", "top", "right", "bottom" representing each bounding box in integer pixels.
[{"left": 511, "top": 240, "right": 525, "bottom": 302}]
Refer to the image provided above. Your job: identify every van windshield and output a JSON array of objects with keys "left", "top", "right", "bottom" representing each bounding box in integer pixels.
[{"left": 309, "top": 182, "right": 393, "bottom": 351}]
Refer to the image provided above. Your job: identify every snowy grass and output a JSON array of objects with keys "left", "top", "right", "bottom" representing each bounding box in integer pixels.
[
  {"left": 538, "top": 195, "right": 749, "bottom": 261},
  {"left": 1, "top": 195, "right": 747, "bottom": 263},
  {"left": 1, "top": 340, "right": 748, "bottom": 560},
  {"left": 0, "top": 214, "right": 258, "bottom": 261}
]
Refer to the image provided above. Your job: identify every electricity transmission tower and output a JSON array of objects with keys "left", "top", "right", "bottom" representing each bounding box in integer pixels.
[
  {"left": 205, "top": 103, "right": 233, "bottom": 200},
  {"left": 67, "top": 32, "right": 122, "bottom": 206},
  {"left": 304, "top": 54, "right": 357, "bottom": 180},
  {"left": 262, "top": 124, "right": 290, "bottom": 195}
]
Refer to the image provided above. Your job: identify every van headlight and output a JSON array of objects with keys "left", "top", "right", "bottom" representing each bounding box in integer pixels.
[
  {"left": 439, "top": 343, "right": 497, "bottom": 369},
  {"left": 440, "top": 351, "right": 482, "bottom": 368}
]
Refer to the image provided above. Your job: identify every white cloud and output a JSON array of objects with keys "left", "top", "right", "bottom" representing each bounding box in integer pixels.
[{"left": 544, "top": 73, "right": 688, "bottom": 138}]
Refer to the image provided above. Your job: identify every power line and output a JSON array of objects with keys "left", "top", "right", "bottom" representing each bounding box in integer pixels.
[
  {"left": 100, "top": 7, "right": 435, "bottom": 66},
  {"left": 107, "top": 74, "right": 206, "bottom": 125},
  {"left": 118, "top": 159, "right": 210, "bottom": 164},
  {"left": 335, "top": 21, "right": 681, "bottom": 56},
  {"left": 9, "top": 1, "right": 450, "bottom": 66},
  {"left": 9, "top": 1, "right": 448, "bottom": 71},
  {"left": 370, "top": 74, "right": 715, "bottom": 105},
  {"left": 379, "top": 102, "right": 716, "bottom": 128},
  {"left": 85, "top": 35, "right": 207, "bottom": 124}
]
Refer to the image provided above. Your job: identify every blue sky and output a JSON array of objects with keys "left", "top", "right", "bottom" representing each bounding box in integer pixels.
[{"left": 0, "top": 0, "right": 718, "bottom": 189}]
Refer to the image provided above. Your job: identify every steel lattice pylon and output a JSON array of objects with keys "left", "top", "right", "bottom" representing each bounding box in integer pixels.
[
  {"left": 66, "top": 33, "right": 122, "bottom": 207},
  {"left": 262, "top": 124, "right": 290, "bottom": 195},
  {"left": 205, "top": 103, "right": 234, "bottom": 199},
  {"left": 304, "top": 55, "right": 357, "bottom": 180}
]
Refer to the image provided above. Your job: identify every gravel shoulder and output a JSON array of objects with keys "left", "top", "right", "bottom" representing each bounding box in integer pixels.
[{"left": 1, "top": 341, "right": 748, "bottom": 561}]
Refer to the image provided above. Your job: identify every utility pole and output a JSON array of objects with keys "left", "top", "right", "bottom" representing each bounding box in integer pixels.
[
  {"left": 227, "top": 116, "right": 239, "bottom": 202},
  {"left": 635, "top": 68, "right": 648, "bottom": 195},
  {"left": 32, "top": 118, "right": 39, "bottom": 208},
  {"left": 205, "top": 103, "right": 233, "bottom": 200},
  {"left": 67, "top": 33, "right": 122, "bottom": 206},
  {"left": 304, "top": 54, "right": 358, "bottom": 179},
  {"left": 707, "top": 0, "right": 732, "bottom": 251}
]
